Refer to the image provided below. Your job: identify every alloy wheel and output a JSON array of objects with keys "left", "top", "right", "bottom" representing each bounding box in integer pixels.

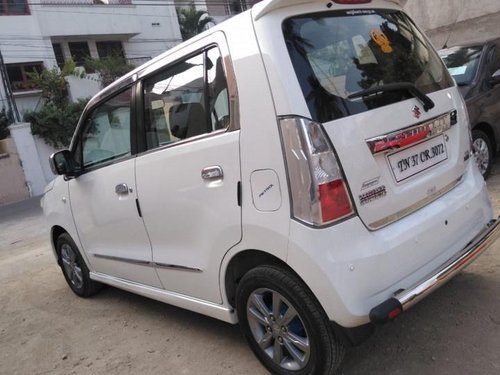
[
  {"left": 473, "top": 137, "right": 490, "bottom": 176},
  {"left": 61, "top": 244, "right": 84, "bottom": 289},
  {"left": 246, "top": 288, "right": 311, "bottom": 371}
]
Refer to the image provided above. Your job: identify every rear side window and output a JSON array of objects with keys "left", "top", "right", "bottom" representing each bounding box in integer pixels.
[
  {"left": 143, "top": 47, "right": 229, "bottom": 150},
  {"left": 283, "top": 9, "right": 453, "bottom": 123}
]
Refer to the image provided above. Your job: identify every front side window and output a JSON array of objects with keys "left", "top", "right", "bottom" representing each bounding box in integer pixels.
[
  {"left": 77, "top": 88, "right": 132, "bottom": 169},
  {"left": 283, "top": 9, "right": 453, "bottom": 123},
  {"left": 439, "top": 46, "right": 482, "bottom": 86},
  {"left": 143, "top": 47, "right": 229, "bottom": 150}
]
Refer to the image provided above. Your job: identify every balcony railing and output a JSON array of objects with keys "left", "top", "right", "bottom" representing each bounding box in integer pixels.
[{"left": 40, "top": 0, "right": 132, "bottom": 5}]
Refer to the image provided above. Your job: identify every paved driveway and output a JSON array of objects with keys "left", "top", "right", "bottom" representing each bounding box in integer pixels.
[{"left": 1, "top": 168, "right": 499, "bottom": 374}]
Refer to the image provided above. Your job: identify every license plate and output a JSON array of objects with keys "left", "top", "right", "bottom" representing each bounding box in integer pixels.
[{"left": 387, "top": 136, "right": 448, "bottom": 183}]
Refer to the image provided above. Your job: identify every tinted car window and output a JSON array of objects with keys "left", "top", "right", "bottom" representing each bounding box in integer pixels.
[
  {"left": 283, "top": 9, "right": 453, "bottom": 123},
  {"left": 439, "top": 46, "right": 482, "bottom": 85},
  {"left": 143, "top": 47, "right": 229, "bottom": 150},
  {"left": 490, "top": 45, "right": 500, "bottom": 73}
]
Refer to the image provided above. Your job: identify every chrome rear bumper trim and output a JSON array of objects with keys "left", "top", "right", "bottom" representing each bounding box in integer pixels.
[{"left": 370, "top": 218, "right": 500, "bottom": 324}]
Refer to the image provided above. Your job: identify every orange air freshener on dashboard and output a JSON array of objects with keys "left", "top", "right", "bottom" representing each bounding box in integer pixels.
[{"left": 370, "top": 28, "right": 393, "bottom": 53}]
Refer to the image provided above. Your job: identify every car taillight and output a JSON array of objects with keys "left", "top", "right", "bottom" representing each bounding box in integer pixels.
[{"left": 279, "top": 116, "right": 354, "bottom": 226}]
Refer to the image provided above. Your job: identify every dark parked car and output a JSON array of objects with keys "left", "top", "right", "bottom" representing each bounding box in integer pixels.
[{"left": 440, "top": 39, "right": 500, "bottom": 178}]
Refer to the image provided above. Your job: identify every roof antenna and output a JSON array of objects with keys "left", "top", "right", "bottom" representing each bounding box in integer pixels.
[{"left": 442, "top": 0, "right": 464, "bottom": 49}]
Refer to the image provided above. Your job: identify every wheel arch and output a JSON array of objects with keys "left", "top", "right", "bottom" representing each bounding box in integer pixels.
[
  {"left": 224, "top": 249, "right": 306, "bottom": 309},
  {"left": 50, "top": 225, "right": 68, "bottom": 264},
  {"left": 223, "top": 249, "right": 374, "bottom": 348}
]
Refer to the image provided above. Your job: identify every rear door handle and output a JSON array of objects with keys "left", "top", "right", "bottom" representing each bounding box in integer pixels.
[
  {"left": 115, "top": 183, "right": 132, "bottom": 195},
  {"left": 201, "top": 166, "right": 224, "bottom": 180}
]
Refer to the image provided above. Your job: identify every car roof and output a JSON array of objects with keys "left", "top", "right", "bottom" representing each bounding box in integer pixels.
[{"left": 253, "top": 0, "right": 406, "bottom": 20}]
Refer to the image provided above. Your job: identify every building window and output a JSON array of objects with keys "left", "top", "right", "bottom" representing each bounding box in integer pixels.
[
  {"left": 6, "top": 62, "right": 43, "bottom": 92},
  {"left": 96, "top": 41, "right": 125, "bottom": 59},
  {"left": 229, "top": 1, "right": 246, "bottom": 14},
  {"left": 68, "top": 42, "right": 91, "bottom": 66},
  {"left": 0, "top": 0, "right": 30, "bottom": 15},
  {"left": 52, "top": 43, "right": 65, "bottom": 69},
  {"left": 228, "top": 1, "right": 260, "bottom": 15}
]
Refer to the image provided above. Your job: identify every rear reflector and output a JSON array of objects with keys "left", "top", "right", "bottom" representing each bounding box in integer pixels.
[
  {"left": 388, "top": 307, "right": 402, "bottom": 320},
  {"left": 369, "top": 298, "right": 404, "bottom": 325}
]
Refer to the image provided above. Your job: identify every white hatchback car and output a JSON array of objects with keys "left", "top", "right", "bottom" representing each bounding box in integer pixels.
[{"left": 43, "top": 0, "right": 500, "bottom": 373}]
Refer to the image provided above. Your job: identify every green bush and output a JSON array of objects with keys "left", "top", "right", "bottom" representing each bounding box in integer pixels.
[
  {"left": 25, "top": 99, "right": 88, "bottom": 148},
  {"left": 0, "top": 108, "right": 13, "bottom": 140},
  {"left": 27, "top": 60, "right": 75, "bottom": 107},
  {"left": 84, "top": 55, "right": 135, "bottom": 87},
  {"left": 23, "top": 60, "right": 88, "bottom": 148}
]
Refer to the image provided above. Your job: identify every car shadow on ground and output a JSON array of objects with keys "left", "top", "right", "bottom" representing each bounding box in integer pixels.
[{"left": 78, "top": 262, "right": 499, "bottom": 375}]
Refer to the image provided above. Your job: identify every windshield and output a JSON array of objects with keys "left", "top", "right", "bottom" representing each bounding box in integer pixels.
[
  {"left": 439, "top": 46, "right": 482, "bottom": 86},
  {"left": 283, "top": 9, "right": 453, "bottom": 123}
]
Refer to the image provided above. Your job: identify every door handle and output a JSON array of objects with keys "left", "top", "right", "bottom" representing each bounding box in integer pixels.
[
  {"left": 115, "top": 183, "right": 132, "bottom": 195},
  {"left": 201, "top": 166, "right": 224, "bottom": 180}
]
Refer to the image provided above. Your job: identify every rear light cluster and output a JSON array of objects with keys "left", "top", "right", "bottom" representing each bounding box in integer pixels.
[{"left": 279, "top": 117, "right": 354, "bottom": 226}]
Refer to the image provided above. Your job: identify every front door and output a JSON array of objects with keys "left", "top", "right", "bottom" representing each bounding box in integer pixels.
[
  {"left": 69, "top": 87, "right": 161, "bottom": 288},
  {"left": 135, "top": 45, "right": 241, "bottom": 303}
]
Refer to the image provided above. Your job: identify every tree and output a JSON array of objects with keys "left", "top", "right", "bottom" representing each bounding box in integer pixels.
[
  {"left": 24, "top": 61, "right": 88, "bottom": 148},
  {"left": 84, "top": 54, "right": 135, "bottom": 87},
  {"left": 27, "top": 60, "right": 76, "bottom": 108},
  {"left": 177, "top": 3, "right": 215, "bottom": 41}
]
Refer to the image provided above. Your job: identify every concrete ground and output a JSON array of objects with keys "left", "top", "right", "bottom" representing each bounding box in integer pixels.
[{"left": 1, "top": 167, "right": 499, "bottom": 375}]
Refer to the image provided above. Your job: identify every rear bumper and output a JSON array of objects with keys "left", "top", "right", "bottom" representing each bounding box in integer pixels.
[{"left": 370, "top": 218, "right": 500, "bottom": 324}]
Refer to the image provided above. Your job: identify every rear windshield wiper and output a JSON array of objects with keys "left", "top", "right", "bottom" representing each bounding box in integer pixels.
[{"left": 348, "top": 82, "right": 435, "bottom": 112}]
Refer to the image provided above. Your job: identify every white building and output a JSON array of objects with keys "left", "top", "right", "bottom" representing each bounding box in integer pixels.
[
  {"left": 175, "top": 0, "right": 261, "bottom": 24},
  {"left": 404, "top": 0, "right": 500, "bottom": 47},
  {"left": 0, "top": 0, "right": 183, "bottom": 118}
]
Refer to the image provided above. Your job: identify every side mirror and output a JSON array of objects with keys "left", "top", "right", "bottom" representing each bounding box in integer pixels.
[
  {"left": 49, "top": 150, "right": 78, "bottom": 176},
  {"left": 489, "top": 69, "right": 500, "bottom": 87}
]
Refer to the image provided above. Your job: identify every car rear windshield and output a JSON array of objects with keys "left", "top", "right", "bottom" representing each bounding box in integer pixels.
[
  {"left": 283, "top": 9, "right": 454, "bottom": 123},
  {"left": 439, "top": 46, "right": 482, "bottom": 86}
]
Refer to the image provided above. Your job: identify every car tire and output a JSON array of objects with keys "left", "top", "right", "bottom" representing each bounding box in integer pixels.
[
  {"left": 56, "top": 233, "right": 102, "bottom": 297},
  {"left": 236, "top": 265, "right": 345, "bottom": 375},
  {"left": 472, "top": 129, "right": 493, "bottom": 179}
]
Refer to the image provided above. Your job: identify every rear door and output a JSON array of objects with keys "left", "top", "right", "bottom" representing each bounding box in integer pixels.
[
  {"left": 135, "top": 35, "right": 241, "bottom": 303},
  {"left": 282, "top": 7, "right": 468, "bottom": 229}
]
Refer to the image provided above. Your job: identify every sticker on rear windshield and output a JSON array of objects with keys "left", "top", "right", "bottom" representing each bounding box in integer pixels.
[
  {"left": 370, "top": 29, "right": 393, "bottom": 54},
  {"left": 345, "top": 9, "right": 376, "bottom": 16},
  {"left": 353, "top": 35, "right": 378, "bottom": 65}
]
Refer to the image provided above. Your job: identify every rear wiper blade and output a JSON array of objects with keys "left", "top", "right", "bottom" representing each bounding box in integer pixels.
[{"left": 348, "top": 82, "right": 435, "bottom": 112}]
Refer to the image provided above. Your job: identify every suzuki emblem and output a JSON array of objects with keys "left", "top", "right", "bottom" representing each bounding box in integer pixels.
[{"left": 412, "top": 105, "right": 422, "bottom": 119}]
